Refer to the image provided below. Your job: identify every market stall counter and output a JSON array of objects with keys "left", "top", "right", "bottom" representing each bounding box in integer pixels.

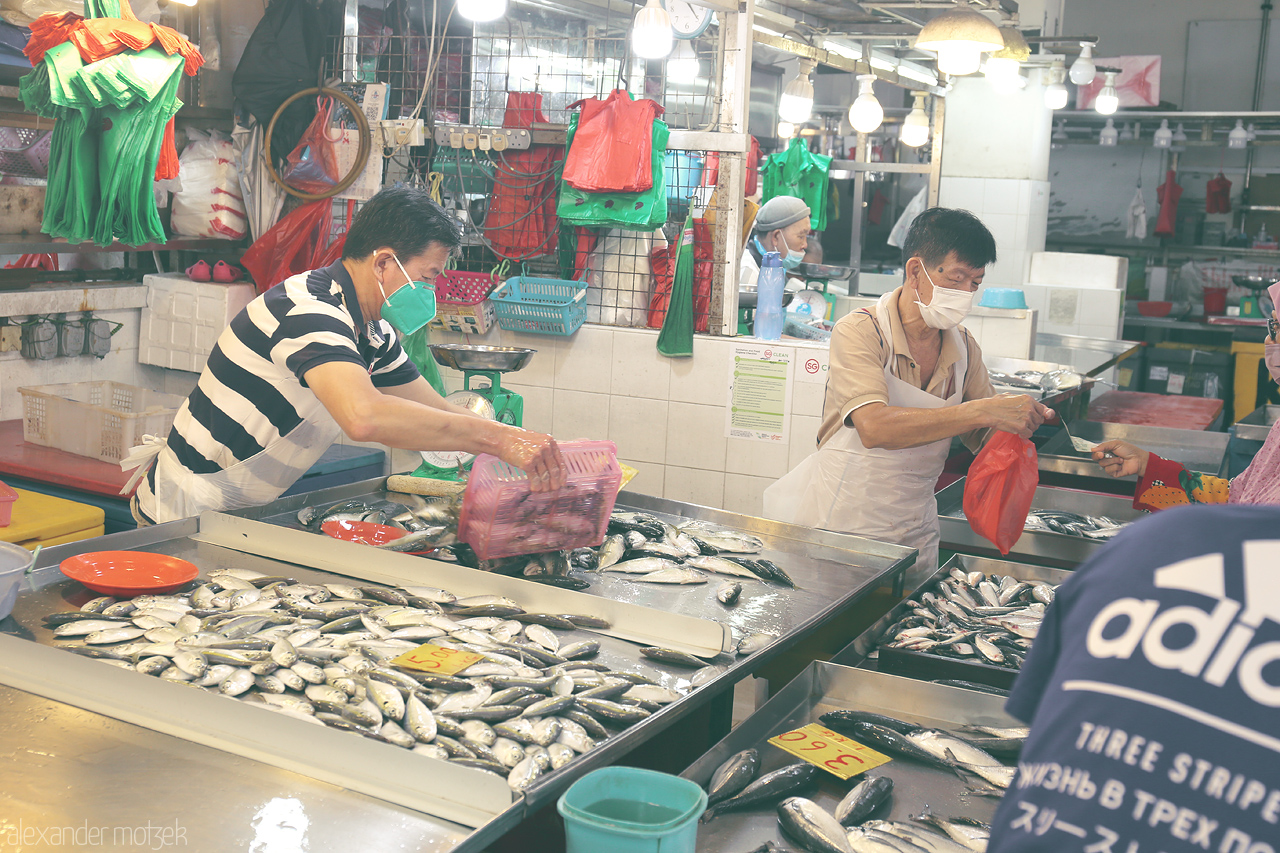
[
  {"left": 0, "top": 478, "right": 913, "bottom": 852},
  {"left": 1036, "top": 419, "right": 1229, "bottom": 494}
]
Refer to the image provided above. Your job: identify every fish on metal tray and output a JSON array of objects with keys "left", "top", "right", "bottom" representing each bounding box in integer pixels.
[
  {"left": 706, "top": 748, "right": 760, "bottom": 806},
  {"left": 717, "top": 582, "right": 743, "bottom": 606},
  {"left": 701, "top": 762, "right": 819, "bottom": 822},
  {"left": 835, "top": 774, "right": 894, "bottom": 827},
  {"left": 634, "top": 567, "right": 707, "bottom": 584},
  {"left": 778, "top": 797, "right": 853, "bottom": 853},
  {"left": 640, "top": 646, "right": 709, "bottom": 668}
]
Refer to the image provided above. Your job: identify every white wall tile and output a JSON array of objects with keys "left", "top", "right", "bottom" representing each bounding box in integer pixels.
[
  {"left": 1029, "top": 252, "right": 1127, "bottom": 290},
  {"left": 666, "top": 401, "right": 728, "bottom": 470},
  {"left": 669, "top": 335, "right": 730, "bottom": 405},
  {"left": 506, "top": 383, "right": 555, "bottom": 435},
  {"left": 664, "top": 465, "right": 725, "bottom": 509},
  {"left": 1016, "top": 181, "right": 1034, "bottom": 217},
  {"left": 553, "top": 325, "right": 614, "bottom": 393},
  {"left": 610, "top": 329, "right": 671, "bottom": 399},
  {"left": 722, "top": 473, "right": 775, "bottom": 518},
  {"left": 791, "top": 380, "right": 826, "bottom": 418},
  {"left": 982, "top": 178, "right": 1022, "bottom": 216},
  {"left": 979, "top": 212, "right": 1018, "bottom": 254},
  {"left": 552, "top": 389, "right": 610, "bottom": 441},
  {"left": 619, "top": 458, "right": 664, "bottom": 498},
  {"left": 608, "top": 396, "right": 668, "bottom": 463},
  {"left": 499, "top": 331, "right": 556, "bottom": 387},
  {"left": 979, "top": 316, "right": 1035, "bottom": 359},
  {"left": 725, "top": 436, "right": 792, "bottom": 478},
  {"left": 789, "top": 415, "right": 821, "bottom": 469},
  {"left": 938, "top": 176, "right": 984, "bottom": 210}
]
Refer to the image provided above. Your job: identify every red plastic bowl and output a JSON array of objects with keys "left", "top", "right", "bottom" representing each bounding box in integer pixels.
[
  {"left": 60, "top": 551, "right": 199, "bottom": 597},
  {"left": 1137, "top": 300, "right": 1173, "bottom": 317},
  {"left": 322, "top": 519, "right": 408, "bottom": 547}
]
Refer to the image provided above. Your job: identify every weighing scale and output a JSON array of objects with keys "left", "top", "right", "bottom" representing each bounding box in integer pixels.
[
  {"left": 410, "top": 344, "right": 536, "bottom": 481},
  {"left": 1233, "top": 275, "right": 1279, "bottom": 320}
]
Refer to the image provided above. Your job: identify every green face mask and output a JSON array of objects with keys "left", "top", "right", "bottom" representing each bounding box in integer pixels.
[{"left": 378, "top": 254, "right": 437, "bottom": 336}]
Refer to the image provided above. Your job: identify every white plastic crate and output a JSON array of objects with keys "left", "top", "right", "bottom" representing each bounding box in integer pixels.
[
  {"left": 19, "top": 381, "right": 185, "bottom": 463},
  {"left": 140, "top": 272, "right": 256, "bottom": 373}
]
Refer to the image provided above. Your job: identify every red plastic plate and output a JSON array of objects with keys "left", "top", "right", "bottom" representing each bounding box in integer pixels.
[
  {"left": 60, "top": 551, "right": 199, "bottom": 597},
  {"left": 321, "top": 519, "right": 408, "bottom": 547}
]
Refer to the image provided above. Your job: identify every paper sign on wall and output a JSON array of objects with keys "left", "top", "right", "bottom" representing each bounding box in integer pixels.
[{"left": 727, "top": 344, "right": 793, "bottom": 443}]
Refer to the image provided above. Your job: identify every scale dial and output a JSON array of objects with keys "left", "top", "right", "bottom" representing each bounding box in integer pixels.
[
  {"left": 419, "top": 390, "right": 496, "bottom": 469},
  {"left": 665, "top": 0, "right": 714, "bottom": 38}
]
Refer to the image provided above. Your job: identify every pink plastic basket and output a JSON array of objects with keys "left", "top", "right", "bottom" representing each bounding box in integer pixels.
[
  {"left": 0, "top": 480, "right": 15, "bottom": 527},
  {"left": 436, "top": 270, "right": 500, "bottom": 306},
  {"left": 459, "top": 440, "right": 622, "bottom": 560}
]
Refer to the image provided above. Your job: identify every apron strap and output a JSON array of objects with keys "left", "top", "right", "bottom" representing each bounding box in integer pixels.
[{"left": 119, "top": 434, "right": 167, "bottom": 496}]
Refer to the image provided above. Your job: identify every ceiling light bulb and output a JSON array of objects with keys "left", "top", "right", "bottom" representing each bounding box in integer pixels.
[
  {"left": 777, "top": 121, "right": 795, "bottom": 139},
  {"left": 1228, "top": 119, "right": 1249, "bottom": 149},
  {"left": 631, "top": 0, "right": 674, "bottom": 59},
  {"left": 779, "top": 60, "right": 816, "bottom": 123},
  {"left": 1099, "top": 118, "right": 1118, "bottom": 146},
  {"left": 914, "top": 8, "right": 1004, "bottom": 77},
  {"left": 848, "top": 74, "right": 883, "bottom": 133},
  {"left": 1044, "top": 63, "right": 1069, "bottom": 109},
  {"left": 900, "top": 93, "right": 929, "bottom": 147},
  {"left": 1094, "top": 71, "right": 1119, "bottom": 115},
  {"left": 1153, "top": 119, "right": 1173, "bottom": 149},
  {"left": 1172, "top": 122, "right": 1188, "bottom": 143},
  {"left": 1069, "top": 42, "right": 1096, "bottom": 85},
  {"left": 667, "top": 39, "right": 699, "bottom": 79},
  {"left": 459, "top": 0, "right": 505, "bottom": 22},
  {"left": 984, "top": 56, "right": 1023, "bottom": 93}
]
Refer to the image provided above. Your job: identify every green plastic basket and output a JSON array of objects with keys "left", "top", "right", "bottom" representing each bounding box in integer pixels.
[{"left": 490, "top": 276, "right": 588, "bottom": 336}]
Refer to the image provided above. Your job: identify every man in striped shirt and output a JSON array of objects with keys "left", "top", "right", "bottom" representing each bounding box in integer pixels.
[{"left": 129, "top": 185, "right": 565, "bottom": 523}]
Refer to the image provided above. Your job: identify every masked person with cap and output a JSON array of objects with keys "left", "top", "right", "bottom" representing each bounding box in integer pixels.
[
  {"left": 765, "top": 208, "right": 1052, "bottom": 576},
  {"left": 739, "top": 195, "right": 811, "bottom": 288},
  {"left": 124, "top": 185, "right": 567, "bottom": 524}
]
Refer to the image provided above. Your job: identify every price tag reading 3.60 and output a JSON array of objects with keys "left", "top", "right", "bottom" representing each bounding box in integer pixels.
[
  {"left": 390, "top": 643, "right": 484, "bottom": 676},
  {"left": 767, "top": 723, "right": 893, "bottom": 780}
]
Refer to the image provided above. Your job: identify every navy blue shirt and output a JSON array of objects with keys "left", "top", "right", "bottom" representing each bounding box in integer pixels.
[{"left": 989, "top": 505, "right": 1280, "bottom": 853}]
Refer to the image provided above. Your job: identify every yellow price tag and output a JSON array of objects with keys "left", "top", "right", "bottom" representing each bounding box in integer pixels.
[
  {"left": 391, "top": 643, "right": 485, "bottom": 676},
  {"left": 768, "top": 723, "right": 893, "bottom": 780}
]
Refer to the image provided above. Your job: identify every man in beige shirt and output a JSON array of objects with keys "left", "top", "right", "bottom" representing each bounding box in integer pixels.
[{"left": 768, "top": 208, "right": 1050, "bottom": 573}]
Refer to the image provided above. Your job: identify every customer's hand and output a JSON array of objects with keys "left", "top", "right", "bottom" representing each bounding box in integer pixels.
[
  {"left": 1093, "top": 440, "right": 1149, "bottom": 478},
  {"left": 496, "top": 428, "right": 567, "bottom": 492}
]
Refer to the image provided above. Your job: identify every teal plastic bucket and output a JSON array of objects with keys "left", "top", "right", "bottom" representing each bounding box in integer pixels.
[{"left": 557, "top": 767, "right": 707, "bottom": 853}]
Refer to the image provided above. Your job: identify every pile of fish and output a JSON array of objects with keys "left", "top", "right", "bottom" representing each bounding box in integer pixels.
[
  {"left": 45, "top": 568, "right": 705, "bottom": 793},
  {"left": 296, "top": 496, "right": 459, "bottom": 552},
  {"left": 877, "top": 567, "right": 1056, "bottom": 671},
  {"left": 1023, "top": 509, "right": 1125, "bottom": 540},
  {"left": 574, "top": 512, "right": 796, "bottom": 598},
  {"left": 699, "top": 705, "right": 1026, "bottom": 851}
]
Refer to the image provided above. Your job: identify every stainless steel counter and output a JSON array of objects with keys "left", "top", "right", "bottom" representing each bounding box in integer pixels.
[
  {"left": 681, "top": 663, "right": 1016, "bottom": 851},
  {"left": 1038, "top": 419, "right": 1230, "bottom": 488},
  {"left": 1235, "top": 404, "right": 1279, "bottom": 442},
  {"left": 1034, "top": 332, "right": 1142, "bottom": 377},
  {"left": 0, "top": 480, "right": 914, "bottom": 852},
  {"left": 936, "top": 480, "right": 1144, "bottom": 568}
]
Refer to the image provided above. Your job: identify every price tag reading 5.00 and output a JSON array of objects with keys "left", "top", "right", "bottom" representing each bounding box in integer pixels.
[
  {"left": 390, "top": 643, "right": 484, "bottom": 676},
  {"left": 767, "top": 723, "right": 893, "bottom": 780}
]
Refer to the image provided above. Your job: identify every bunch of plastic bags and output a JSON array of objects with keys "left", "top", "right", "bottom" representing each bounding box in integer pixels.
[{"left": 19, "top": 0, "right": 203, "bottom": 245}]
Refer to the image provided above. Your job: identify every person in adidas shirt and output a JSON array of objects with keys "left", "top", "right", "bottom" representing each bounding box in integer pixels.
[{"left": 988, "top": 504, "right": 1280, "bottom": 853}]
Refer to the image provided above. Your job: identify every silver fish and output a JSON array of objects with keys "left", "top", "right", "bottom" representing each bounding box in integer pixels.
[
  {"left": 691, "top": 665, "right": 726, "bottom": 687},
  {"left": 910, "top": 811, "right": 991, "bottom": 852},
  {"left": 778, "top": 797, "right": 854, "bottom": 853},
  {"left": 507, "top": 755, "right": 543, "bottom": 792},
  {"left": 687, "top": 555, "right": 759, "bottom": 579},
  {"left": 738, "top": 632, "right": 777, "bottom": 656},
  {"left": 84, "top": 626, "right": 147, "bottom": 644},
  {"left": 717, "top": 582, "right": 743, "bottom": 605},
  {"left": 908, "top": 730, "right": 1002, "bottom": 768},
  {"left": 634, "top": 568, "right": 706, "bottom": 584},
  {"left": 707, "top": 748, "right": 759, "bottom": 806},
  {"left": 597, "top": 534, "right": 626, "bottom": 569},
  {"left": 835, "top": 775, "right": 894, "bottom": 827},
  {"left": 860, "top": 821, "right": 972, "bottom": 853},
  {"left": 604, "top": 557, "right": 681, "bottom": 574}
]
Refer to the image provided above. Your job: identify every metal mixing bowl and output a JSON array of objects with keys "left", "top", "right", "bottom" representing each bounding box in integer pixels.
[{"left": 429, "top": 345, "right": 536, "bottom": 372}]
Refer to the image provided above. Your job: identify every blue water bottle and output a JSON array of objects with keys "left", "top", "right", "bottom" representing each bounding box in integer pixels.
[{"left": 754, "top": 251, "right": 785, "bottom": 341}]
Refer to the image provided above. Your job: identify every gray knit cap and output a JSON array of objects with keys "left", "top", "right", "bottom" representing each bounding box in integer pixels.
[{"left": 753, "top": 196, "right": 811, "bottom": 232}]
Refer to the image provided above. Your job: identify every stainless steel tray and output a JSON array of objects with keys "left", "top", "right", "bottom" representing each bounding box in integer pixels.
[
  {"left": 936, "top": 480, "right": 1143, "bottom": 568},
  {"left": 830, "top": 553, "right": 1073, "bottom": 671},
  {"left": 1038, "top": 420, "right": 1229, "bottom": 483},
  {"left": 1235, "top": 404, "right": 1279, "bottom": 443},
  {"left": 682, "top": 662, "right": 1018, "bottom": 851},
  {"left": 0, "top": 480, "right": 914, "bottom": 852},
  {"left": 1035, "top": 333, "right": 1142, "bottom": 378}
]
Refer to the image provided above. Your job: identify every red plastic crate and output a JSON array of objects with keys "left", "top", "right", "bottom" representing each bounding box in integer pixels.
[
  {"left": 436, "top": 269, "right": 500, "bottom": 305},
  {"left": 459, "top": 440, "right": 622, "bottom": 560}
]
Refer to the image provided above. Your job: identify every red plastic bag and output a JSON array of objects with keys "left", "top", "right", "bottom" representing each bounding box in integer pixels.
[
  {"left": 280, "top": 97, "right": 341, "bottom": 195},
  {"left": 745, "top": 135, "right": 761, "bottom": 196},
  {"left": 646, "top": 241, "right": 676, "bottom": 329},
  {"left": 241, "top": 199, "right": 347, "bottom": 294},
  {"left": 562, "top": 89, "right": 664, "bottom": 193},
  {"left": 962, "top": 431, "right": 1039, "bottom": 554},
  {"left": 485, "top": 92, "right": 561, "bottom": 260}
]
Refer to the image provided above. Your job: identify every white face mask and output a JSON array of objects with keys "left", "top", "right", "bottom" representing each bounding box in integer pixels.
[{"left": 914, "top": 264, "right": 974, "bottom": 330}]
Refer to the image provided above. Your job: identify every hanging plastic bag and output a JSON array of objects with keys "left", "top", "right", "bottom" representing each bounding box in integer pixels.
[
  {"left": 240, "top": 198, "right": 344, "bottom": 294},
  {"left": 584, "top": 229, "right": 663, "bottom": 327},
  {"left": 279, "top": 96, "right": 341, "bottom": 195},
  {"left": 484, "top": 92, "right": 560, "bottom": 260},
  {"left": 558, "top": 114, "right": 669, "bottom": 230},
  {"left": 169, "top": 128, "right": 248, "bottom": 239},
  {"left": 962, "top": 431, "right": 1039, "bottom": 555},
  {"left": 562, "top": 89, "right": 664, "bottom": 193}
]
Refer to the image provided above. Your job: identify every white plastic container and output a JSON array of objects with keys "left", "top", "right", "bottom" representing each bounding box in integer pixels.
[
  {"left": 0, "top": 540, "right": 35, "bottom": 620},
  {"left": 19, "top": 381, "right": 184, "bottom": 463}
]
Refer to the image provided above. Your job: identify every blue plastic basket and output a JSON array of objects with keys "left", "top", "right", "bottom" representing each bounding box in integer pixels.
[{"left": 490, "top": 276, "right": 588, "bottom": 336}]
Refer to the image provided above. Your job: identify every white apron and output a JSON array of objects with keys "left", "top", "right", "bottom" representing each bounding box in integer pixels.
[
  {"left": 764, "top": 291, "right": 967, "bottom": 574},
  {"left": 121, "top": 412, "right": 342, "bottom": 524}
]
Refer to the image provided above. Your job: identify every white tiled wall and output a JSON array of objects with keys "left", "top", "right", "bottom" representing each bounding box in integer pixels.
[
  {"left": 425, "top": 323, "right": 829, "bottom": 517},
  {"left": 1019, "top": 284, "right": 1125, "bottom": 339},
  {"left": 937, "top": 177, "right": 1051, "bottom": 288}
]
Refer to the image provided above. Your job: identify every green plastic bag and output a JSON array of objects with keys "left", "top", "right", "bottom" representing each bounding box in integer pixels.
[
  {"left": 402, "top": 326, "right": 447, "bottom": 396},
  {"left": 557, "top": 113, "right": 669, "bottom": 230},
  {"left": 657, "top": 212, "right": 694, "bottom": 358}
]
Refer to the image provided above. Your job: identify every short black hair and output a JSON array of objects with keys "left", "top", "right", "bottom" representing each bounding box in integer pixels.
[
  {"left": 901, "top": 207, "right": 997, "bottom": 270},
  {"left": 342, "top": 184, "right": 462, "bottom": 260}
]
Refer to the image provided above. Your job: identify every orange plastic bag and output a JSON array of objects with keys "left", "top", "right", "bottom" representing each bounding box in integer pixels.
[
  {"left": 561, "top": 89, "right": 664, "bottom": 193},
  {"left": 962, "top": 431, "right": 1039, "bottom": 554}
]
